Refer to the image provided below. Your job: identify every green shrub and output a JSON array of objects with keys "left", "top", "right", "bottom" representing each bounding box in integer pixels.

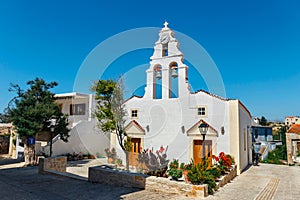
[
  {"left": 167, "top": 159, "right": 183, "bottom": 180},
  {"left": 207, "top": 166, "right": 221, "bottom": 179},
  {"left": 261, "top": 147, "right": 285, "bottom": 165},
  {"left": 187, "top": 159, "right": 217, "bottom": 194}
]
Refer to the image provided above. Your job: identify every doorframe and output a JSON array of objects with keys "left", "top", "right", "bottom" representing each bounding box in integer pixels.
[
  {"left": 193, "top": 139, "right": 213, "bottom": 165},
  {"left": 188, "top": 135, "right": 217, "bottom": 162}
]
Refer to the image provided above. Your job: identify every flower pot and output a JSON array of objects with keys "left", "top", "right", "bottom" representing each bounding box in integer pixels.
[
  {"left": 108, "top": 157, "right": 115, "bottom": 164},
  {"left": 183, "top": 170, "right": 191, "bottom": 182}
]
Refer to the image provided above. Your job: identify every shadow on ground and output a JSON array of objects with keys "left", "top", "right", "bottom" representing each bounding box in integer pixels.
[{"left": 0, "top": 165, "right": 142, "bottom": 200}]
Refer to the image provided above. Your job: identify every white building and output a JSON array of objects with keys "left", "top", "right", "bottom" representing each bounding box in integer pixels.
[
  {"left": 113, "top": 23, "right": 253, "bottom": 174},
  {"left": 42, "top": 92, "right": 110, "bottom": 157},
  {"left": 285, "top": 116, "right": 300, "bottom": 126}
]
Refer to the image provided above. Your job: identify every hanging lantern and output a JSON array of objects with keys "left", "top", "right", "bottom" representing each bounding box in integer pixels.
[{"left": 171, "top": 68, "right": 178, "bottom": 78}]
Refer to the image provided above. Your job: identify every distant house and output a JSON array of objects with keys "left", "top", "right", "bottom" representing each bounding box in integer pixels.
[
  {"left": 285, "top": 116, "right": 300, "bottom": 126},
  {"left": 41, "top": 92, "right": 110, "bottom": 157},
  {"left": 286, "top": 124, "right": 300, "bottom": 164},
  {"left": 0, "top": 123, "right": 16, "bottom": 158},
  {"left": 251, "top": 126, "right": 273, "bottom": 142}
]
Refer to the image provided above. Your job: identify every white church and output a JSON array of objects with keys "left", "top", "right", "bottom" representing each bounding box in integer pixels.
[{"left": 112, "top": 22, "right": 253, "bottom": 175}]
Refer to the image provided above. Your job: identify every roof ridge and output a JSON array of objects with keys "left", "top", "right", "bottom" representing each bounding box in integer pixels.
[{"left": 193, "top": 89, "right": 231, "bottom": 101}]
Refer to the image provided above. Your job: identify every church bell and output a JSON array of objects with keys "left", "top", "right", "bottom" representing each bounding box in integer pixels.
[
  {"left": 171, "top": 68, "right": 178, "bottom": 78},
  {"left": 156, "top": 70, "right": 162, "bottom": 79}
]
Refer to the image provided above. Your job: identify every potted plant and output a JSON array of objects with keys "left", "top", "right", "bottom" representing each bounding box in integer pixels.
[
  {"left": 187, "top": 159, "right": 217, "bottom": 195},
  {"left": 182, "top": 162, "right": 192, "bottom": 182},
  {"left": 167, "top": 159, "right": 182, "bottom": 181},
  {"left": 105, "top": 148, "right": 117, "bottom": 164},
  {"left": 116, "top": 158, "right": 123, "bottom": 167},
  {"left": 212, "top": 152, "right": 234, "bottom": 175}
]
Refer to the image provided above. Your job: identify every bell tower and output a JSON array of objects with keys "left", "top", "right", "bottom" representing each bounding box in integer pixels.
[{"left": 144, "top": 22, "right": 190, "bottom": 100}]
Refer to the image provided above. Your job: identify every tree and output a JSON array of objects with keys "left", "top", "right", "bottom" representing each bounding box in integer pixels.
[
  {"left": 92, "top": 79, "right": 132, "bottom": 170},
  {"left": 6, "top": 78, "right": 69, "bottom": 165},
  {"left": 259, "top": 116, "right": 268, "bottom": 126},
  {"left": 0, "top": 111, "right": 10, "bottom": 123}
]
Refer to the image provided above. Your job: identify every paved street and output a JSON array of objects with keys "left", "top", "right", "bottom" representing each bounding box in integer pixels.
[
  {"left": 205, "top": 163, "right": 300, "bottom": 200},
  {"left": 1, "top": 156, "right": 300, "bottom": 200},
  {"left": 0, "top": 165, "right": 140, "bottom": 200}
]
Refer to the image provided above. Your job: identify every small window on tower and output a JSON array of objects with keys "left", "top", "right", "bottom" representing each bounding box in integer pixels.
[{"left": 131, "top": 109, "right": 138, "bottom": 118}]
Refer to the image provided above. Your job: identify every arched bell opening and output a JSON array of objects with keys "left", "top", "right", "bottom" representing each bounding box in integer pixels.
[
  {"left": 169, "top": 62, "right": 178, "bottom": 98},
  {"left": 153, "top": 65, "right": 162, "bottom": 99}
]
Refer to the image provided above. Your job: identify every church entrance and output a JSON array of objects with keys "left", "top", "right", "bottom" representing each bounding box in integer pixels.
[
  {"left": 193, "top": 140, "right": 212, "bottom": 165},
  {"left": 129, "top": 138, "right": 141, "bottom": 166}
]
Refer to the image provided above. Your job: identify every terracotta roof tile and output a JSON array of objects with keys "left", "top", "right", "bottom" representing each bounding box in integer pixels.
[{"left": 287, "top": 124, "right": 300, "bottom": 134}]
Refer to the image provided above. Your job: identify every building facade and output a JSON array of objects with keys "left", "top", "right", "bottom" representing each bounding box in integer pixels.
[
  {"left": 285, "top": 116, "right": 300, "bottom": 126},
  {"left": 251, "top": 126, "right": 273, "bottom": 142},
  {"left": 112, "top": 23, "right": 253, "bottom": 174},
  {"left": 286, "top": 124, "right": 300, "bottom": 164},
  {"left": 41, "top": 92, "right": 110, "bottom": 157},
  {"left": 0, "top": 123, "right": 16, "bottom": 158}
]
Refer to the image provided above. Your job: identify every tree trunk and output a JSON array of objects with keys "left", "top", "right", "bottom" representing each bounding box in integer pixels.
[
  {"left": 125, "top": 150, "right": 129, "bottom": 171},
  {"left": 23, "top": 138, "right": 36, "bottom": 166}
]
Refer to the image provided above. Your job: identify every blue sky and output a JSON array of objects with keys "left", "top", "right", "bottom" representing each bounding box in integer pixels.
[{"left": 0, "top": 0, "right": 299, "bottom": 121}]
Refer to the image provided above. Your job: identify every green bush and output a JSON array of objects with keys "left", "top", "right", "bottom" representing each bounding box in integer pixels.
[
  {"left": 167, "top": 159, "right": 183, "bottom": 180},
  {"left": 207, "top": 166, "right": 221, "bottom": 179},
  {"left": 261, "top": 147, "right": 285, "bottom": 165},
  {"left": 187, "top": 159, "right": 217, "bottom": 194}
]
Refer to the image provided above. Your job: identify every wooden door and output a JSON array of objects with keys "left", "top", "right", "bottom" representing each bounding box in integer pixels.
[
  {"left": 129, "top": 138, "right": 141, "bottom": 166},
  {"left": 193, "top": 140, "right": 212, "bottom": 165}
]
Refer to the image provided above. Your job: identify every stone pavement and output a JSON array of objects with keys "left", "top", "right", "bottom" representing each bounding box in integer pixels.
[
  {"left": 0, "top": 165, "right": 140, "bottom": 200},
  {"left": 1, "top": 156, "right": 300, "bottom": 200},
  {"left": 205, "top": 163, "right": 300, "bottom": 200},
  {"left": 66, "top": 158, "right": 107, "bottom": 178}
]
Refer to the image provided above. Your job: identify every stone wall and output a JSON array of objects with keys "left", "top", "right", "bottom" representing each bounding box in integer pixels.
[
  {"left": 38, "top": 156, "right": 67, "bottom": 174},
  {"left": 286, "top": 133, "right": 300, "bottom": 165},
  {"left": 216, "top": 165, "right": 237, "bottom": 188},
  {"left": 89, "top": 166, "right": 147, "bottom": 189},
  {"left": 146, "top": 176, "right": 208, "bottom": 198},
  {"left": 88, "top": 165, "right": 208, "bottom": 198},
  {"left": 88, "top": 165, "right": 238, "bottom": 198}
]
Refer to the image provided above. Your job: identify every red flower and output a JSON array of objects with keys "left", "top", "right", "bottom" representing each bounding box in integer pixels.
[
  {"left": 212, "top": 155, "right": 219, "bottom": 162},
  {"left": 159, "top": 146, "right": 165, "bottom": 153},
  {"left": 219, "top": 152, "right": 225, "bottom": 157}
]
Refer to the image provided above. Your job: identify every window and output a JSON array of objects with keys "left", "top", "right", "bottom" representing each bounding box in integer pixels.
[
  {"left": 197, "top": 107, "right": 206, "bottom": 116},
  {"left": 131, "top": 109, "right": 138, "bottom": 118},
  {"left": 70, "top": 104, "right": 86, "bottom": 115}
]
